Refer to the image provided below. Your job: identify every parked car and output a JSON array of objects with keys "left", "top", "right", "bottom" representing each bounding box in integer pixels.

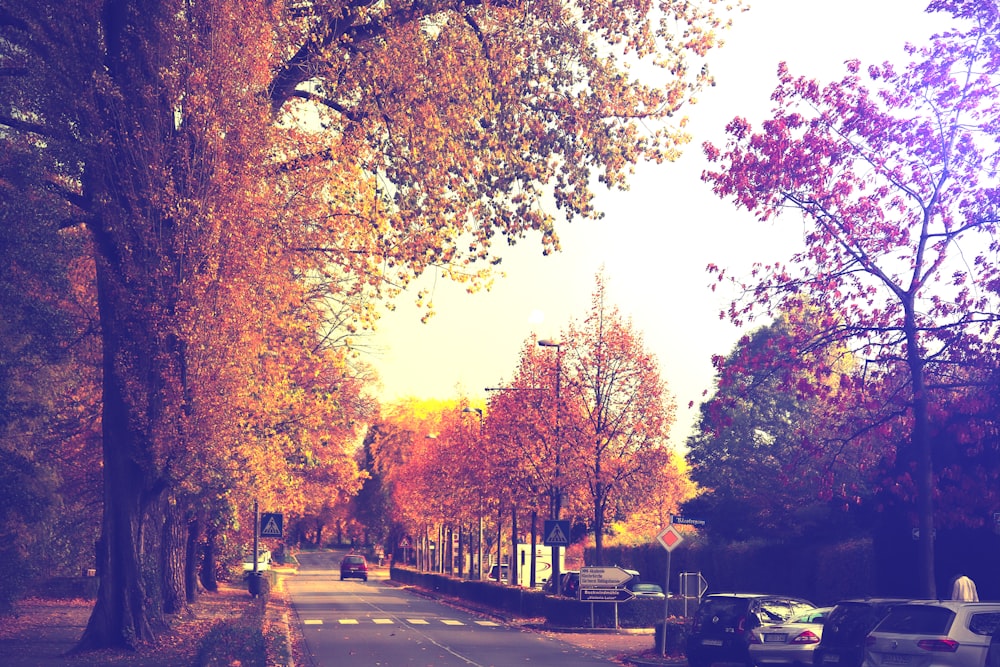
[
  {"left": 487, "top": 563, "right": 509, "bottom": 583},
  {"left": 685, "top": 593, "right": 815, "bottom": 667},
  {"left": 988, "top": 626, "right": 1000, "bottom": 667},
  {"left": 242, "top": 546, "right": 272, "bottom": 572},
  {"left": 628, "top": 581, "right": 666, "bottom": 599},
  {"left": 813, "top": 598, "right": 911, "bottom": 667},
  {"left": 339, "top": 553, "right": 368, "bottom": 581},
  {"left": 542, "top": 570, "right": 580, "bottom": 597},
  {"left": 865, "top": 600, "right": 1000, "bottom": 667},
  {"left": 748, "top": 605, "right": 832, "bottom": 666}
]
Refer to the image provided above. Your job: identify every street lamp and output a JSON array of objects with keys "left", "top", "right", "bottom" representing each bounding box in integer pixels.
[
  {"left": 462, "top": 407, "right": 485, "bottom": 580},
  {"left": 537, "top": 338, "right": 563, "bottom": 594}
]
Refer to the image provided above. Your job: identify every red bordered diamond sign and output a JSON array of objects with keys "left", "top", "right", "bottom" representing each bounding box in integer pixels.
[{"left": 656, "top": 525, "right": 684, "bottom": 552}]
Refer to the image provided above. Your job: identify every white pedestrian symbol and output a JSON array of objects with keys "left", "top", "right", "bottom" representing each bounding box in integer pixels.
[
  {"left": 261, "top": 516, "right": 281, "bottom": 536},
  {"left": 546, "top": 523, "right": 568, "bottom": 544}
]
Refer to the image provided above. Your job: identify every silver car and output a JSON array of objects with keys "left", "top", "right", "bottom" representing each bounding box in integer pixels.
[
  {"left": 864, "top": 600, "right": 1000, "bottom": 667},
  {"left": 749, "top": 606, "right": 832, "bottom": 666}
]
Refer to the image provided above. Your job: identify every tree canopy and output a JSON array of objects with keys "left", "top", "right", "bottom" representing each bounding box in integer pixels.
[
  {"left": 701, "top": 0, "right": 1000, "bottom": 596},
  {"left": 3, "top": 0, "right": 728, "bottom": 646}
]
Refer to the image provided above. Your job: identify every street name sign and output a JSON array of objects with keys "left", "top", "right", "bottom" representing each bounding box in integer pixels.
[
  {"left": 580, "top": 588, "right": 635, "bottom": 603},
  {"left": 671, "top": 516, "right": 707, "bottom": 527},
  {"left": 580, "top": 566, "right": 634, "bottom": 588}
]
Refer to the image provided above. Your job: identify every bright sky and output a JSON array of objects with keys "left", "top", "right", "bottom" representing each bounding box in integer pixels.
[{"left": 368, "top": 1, "right": 947, "bottom": 447}]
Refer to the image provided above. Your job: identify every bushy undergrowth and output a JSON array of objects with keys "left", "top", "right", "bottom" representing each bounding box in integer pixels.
[{"left": 196, "top": 612, "right": 267, "bottom": 667}]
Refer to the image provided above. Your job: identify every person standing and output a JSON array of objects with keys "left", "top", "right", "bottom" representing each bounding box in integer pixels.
[{"left": 951, "top": 575, "right": 979, "bottom": 601}]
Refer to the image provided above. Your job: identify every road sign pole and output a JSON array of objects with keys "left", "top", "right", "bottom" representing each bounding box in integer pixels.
[
  {"left": 253, "top": 498, "right": 260, "bottom": 574},
  {"left": 661, "top": 545, "right": 671, "bottom": 656}
]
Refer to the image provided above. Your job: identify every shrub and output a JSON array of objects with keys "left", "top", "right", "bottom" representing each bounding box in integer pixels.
[
  {"left": 653, "top": 616, "right": 691, "bottom": 656},
  {"left": 196, "top": 616, "right": 267, "bottom": 667}
]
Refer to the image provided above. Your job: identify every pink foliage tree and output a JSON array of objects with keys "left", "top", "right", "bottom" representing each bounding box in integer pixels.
[{"left": 702, "top": 2, "right": 1000, "bottom": 597}]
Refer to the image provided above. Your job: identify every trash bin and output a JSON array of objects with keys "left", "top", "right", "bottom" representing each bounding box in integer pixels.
[{"left": 247, "top": 572, "right": 268, "bottom": 597}]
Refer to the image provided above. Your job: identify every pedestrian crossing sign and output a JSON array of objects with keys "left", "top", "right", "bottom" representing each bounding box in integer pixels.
[
  {"left": 543, "top": 520, "right": 570, "bottom": 546},
  {"left": 260, "top": 512, "right": 283, "bottom": 538}
]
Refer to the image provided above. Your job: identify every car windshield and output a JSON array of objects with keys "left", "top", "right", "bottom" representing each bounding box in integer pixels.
[
  {"left": 696, "top": 597, "right": 749, "bottom": 627},
  {"left": 343, "top": 556, "right": 364, "bottom": 565},
  {"left": 876, "top": 606, "right": 954, "bottom": 635},
  {"left": 633, "top": 584, "right": 661, "bottom": 593},
  {"left": 758, "top": 600, "right": 809, "bottom": 623},
  {"left": 791, "top": 608, "right": 828, "bottom": 624}
]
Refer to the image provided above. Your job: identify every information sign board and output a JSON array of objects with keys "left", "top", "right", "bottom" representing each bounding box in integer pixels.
[
  {"left": 580, "top": 566, "right": 634, "bottom": 588},
  {"left": 580, "top": 588, "right": 635, "bottom": 603}
]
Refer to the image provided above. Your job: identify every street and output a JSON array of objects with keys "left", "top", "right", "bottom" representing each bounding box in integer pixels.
[{"left": 287, "top": 550, "right": 634, "bottom": 666}]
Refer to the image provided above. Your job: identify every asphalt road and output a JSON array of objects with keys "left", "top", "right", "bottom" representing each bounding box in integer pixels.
[{"left": 288, "top": 550, "right": 634, "bottom": 667}]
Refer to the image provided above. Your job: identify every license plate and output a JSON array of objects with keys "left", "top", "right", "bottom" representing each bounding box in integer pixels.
[
  {"left": 764, "top": 633, "right": 787, "bottom": 643},
  {"left": 702, "top": 639, "right": 723, "bottom": 646},
  {"left": 822, "top": 656, "right": 840, "bottom": 663},
  {"left": 883, "top": 655, "right": 910, "bottom": 665}
]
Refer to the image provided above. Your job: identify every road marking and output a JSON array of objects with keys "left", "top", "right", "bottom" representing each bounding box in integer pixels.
[{"left": 303, "top": 617, "right": 500, "bottom": 627}]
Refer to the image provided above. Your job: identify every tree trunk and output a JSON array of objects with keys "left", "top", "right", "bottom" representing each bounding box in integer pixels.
[
  {"left": 185, "top": 516, "right": 201, "bottom": 603},
  {"left": 200, "top": 527, "right": 219, "bottom": 592},
  {"left": 510, "top": 507, "right": 518, "bottom": 586},
  {"left": 160, "top": 496, "right": 186, "bottom": 614},
  {"left": 77, "top": 259, "right": 161, "bottom": 649},
  {"left": 905, "top": 312, "right": 936, "bottom": 599}
]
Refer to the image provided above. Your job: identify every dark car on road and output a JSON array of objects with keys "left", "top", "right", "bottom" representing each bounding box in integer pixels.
[
  {"left": 685, "top": 593, "right": 815, "bottom": 667},
  {"left": 812, "top": 598, "right": 910, "bottom": 667},
  {"left": 339, "top": 554, "right": 368, "bottom": 581},
  {"left": 542, "top": 570, "right": 581, "bottom": 597}
]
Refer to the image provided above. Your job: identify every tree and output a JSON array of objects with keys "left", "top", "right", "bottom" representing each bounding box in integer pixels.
[
  {"left": 685, "top": 305, "right": 871, "bottom": 541},
  {"left": 559, "top": 271, "right": 675, "bottom": 562},
  {"left": 2, "top": 0, "right": 730, "bottom": 648},
  {"left": 701, "top": 3, "right": 1000, "bottom": 596}
]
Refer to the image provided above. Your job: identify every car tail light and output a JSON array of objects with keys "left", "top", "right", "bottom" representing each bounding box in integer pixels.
[
  {"left": 791, "top": 630, "right": 820, "bottom": 645},
  {"left": 749, "top": 633, "right": 762, "bottom": 644},
  {"left": 916, "top": 639, "right": 959, "bottom": 652},
  {"left": 736, "top": 617, "right": 746, "bottom": 635}
]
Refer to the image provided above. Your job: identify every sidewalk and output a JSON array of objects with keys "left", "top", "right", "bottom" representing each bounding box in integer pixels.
[{"left": 0, "top": 582, "right": 271, "bottom": 666}]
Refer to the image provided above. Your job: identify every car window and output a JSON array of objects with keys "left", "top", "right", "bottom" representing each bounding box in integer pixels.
[
  {"left": 697, "top": 597, "right": 750, "bottom": 627},
  {"left": 969, "top": 613, "right": 1000, "bottom": 636},
  {"left": 876, "top": 606, "right": 954, "bottom": 635},
  {"left": 632, "top": 584, "right": 662, "bottom": 593},
  {"left": 758, "top": 600, "right": 798, "bottom": 623},
  {"left": 792, "top": 608, "right": 828, "bottom": 624},
  {"left": 344, "top": 556, "right": 365, "bottom": 565}
]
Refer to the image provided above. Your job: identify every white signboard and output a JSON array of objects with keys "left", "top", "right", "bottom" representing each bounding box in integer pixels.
[{"left": 580, "top": 566, "right": 634, "bottom": 588}]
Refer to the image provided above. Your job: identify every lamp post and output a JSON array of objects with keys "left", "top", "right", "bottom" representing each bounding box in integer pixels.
[
  {"left": 537, "top": 338, "right": 563, "bottom": 595},
  {"left": 462, "top": 406, "right": 485, "bottom": 580}
]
